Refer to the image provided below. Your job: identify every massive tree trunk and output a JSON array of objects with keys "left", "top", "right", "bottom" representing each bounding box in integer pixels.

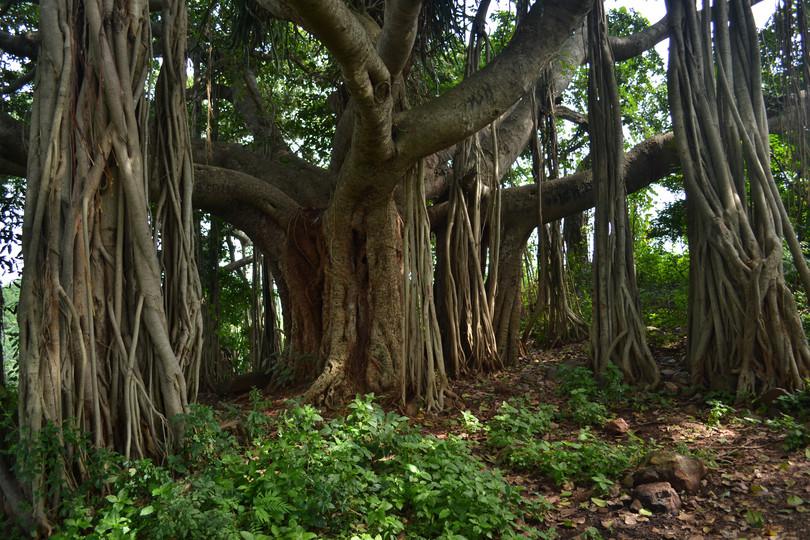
[
  {"left": 302, "top": 189, "right": 404, "bottom": 405},
  {"left": 283, "top": 0, "right": 591, "bottom": 406},
  {"left": 667, "top": 0, "right": 810, "bottom": 396},
  {"left": 17, "top": 0, "right": 188, "bottom": 526},
  {"left": 588, "top": 0, "right": 659, "bottom": 386}
]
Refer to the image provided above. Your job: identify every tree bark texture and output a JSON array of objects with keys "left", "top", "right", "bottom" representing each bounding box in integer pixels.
[
  {"left": 667, "top": 0, "right": 810, "bottom": 396},
  {"left": 18, "top": 0, "right": 188, "bottom": 524},
  {"left": 588, "top": 0, "right": 660, "bottom": 386}
]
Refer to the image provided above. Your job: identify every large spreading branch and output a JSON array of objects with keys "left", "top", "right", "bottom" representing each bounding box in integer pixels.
[
  {"left": 377, "top": 0, "right": 423, "bottom": 78},
  {"left": 394, "top": 0, "right": 592, "bottom": 161},
  {"left": 426, "top": 132, "right": 678, "bottom": 231},
  {"left": 0, "top": 30, "right": 38, "bottom": 59},
  {"left": 193, "top": 164, "right": 301, "bottom": 228},
  {"left": 288, "top": 0, "right": 394, "bottom": 163}
]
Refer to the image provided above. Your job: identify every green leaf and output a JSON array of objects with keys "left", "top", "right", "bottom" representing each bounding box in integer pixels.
[
  {"left": 787, "top": 495, "right": 804, "bottom": 507},
  {"left": 638, "top": 508, "right": 653, "bottom": 516},
  {"left": 139, "top": 505, "right": 154, "bottom": 516},
  {"left": 745, "top": 510, "right": 764, "bottom": 528},
  {"left": 591, "top": 497, "right": 608, "bottom": 508}
]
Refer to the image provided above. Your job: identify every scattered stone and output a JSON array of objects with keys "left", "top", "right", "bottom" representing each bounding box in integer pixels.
[
  {"left": 631, "top": 451, "right": 707, "bottom": 493},
  {"left": 630, "top": 498, "right": 643, "bottom": 512},
  {"left": 661, "top": 368, "right": 677, "bottom": 378},
  {"left": 634, "top": 482, "right": 682, "bottom": 513},
  {"left": 622, "top": 473, "right": 635, "bottom": 488},
  {"left": 605, "top": 417, "right": 630, "bottom": 435}
]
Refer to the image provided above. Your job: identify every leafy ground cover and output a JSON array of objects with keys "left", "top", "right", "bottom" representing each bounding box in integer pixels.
[
  {"left": 6, "top": 340, "right": 810, "bottom": 539},
  {"left": 438, "top": 342, "right": 810, "bottom": 539}
]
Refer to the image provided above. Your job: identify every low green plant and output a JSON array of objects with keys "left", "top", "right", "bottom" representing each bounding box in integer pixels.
[
  {"left": 459, "top": 410, "right": 484, "bottom": 434},
  {"left": 773, "top": 384, "right": 810, "bottom": 417},
  {"left": 503, "top": 428, "right": 647, "bottom": 492},
  {"left": 556, "top": 363, "right": 629, "bottom": 405},
  {"left": 487, "top": 399, "right": 557, "bottom": 448},
  {"left": 566, "top": 388, "right": 609, "bottom": 426},
  {"left": 706, "top": 398, "right": 734, "bottom": 427},
  {"left": 53, "top": 395, "right": 543, "bottom": 539},
  {"left": 580, "top": 527, "right": 605, "bottom": 540},
  {"left": 244, "top": 388, "right": 274, "bottom": 441},
  {"left": 171, "top": 404, "right": 237, "bottom": 472},
  {"left": 766, "top": 414, "right": 810, "bottom": 451}
]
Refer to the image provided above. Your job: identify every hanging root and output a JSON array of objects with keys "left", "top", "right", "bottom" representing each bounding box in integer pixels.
[
  {"left": 588, "top": 0, "right": 659, "bottom": 387},
  {"left": 666, "top": 0, "right": 810, "bottom": 395}
]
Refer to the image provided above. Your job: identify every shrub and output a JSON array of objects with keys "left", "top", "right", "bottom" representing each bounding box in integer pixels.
[{"left": 53, "top": 395, "right": 540, "bottom": 539}]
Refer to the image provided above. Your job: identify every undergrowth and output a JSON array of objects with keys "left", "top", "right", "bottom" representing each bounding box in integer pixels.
[
  {"left": 766, "top": 384, "right": 810, "bottom": 451},
  {"left": 50, "top": 395, "right": 544, "bottom": 540},
  {"left": 476, "top": 365, "right": 653, "bottom": 493}
]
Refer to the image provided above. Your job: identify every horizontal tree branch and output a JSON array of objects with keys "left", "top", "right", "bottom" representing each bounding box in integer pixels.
[
  {"left": 556, "top": 105, "right": 588, "bottom": 126},
  {"left": 0, "top": 30, "right": 38, "bottom": 59},
  {"left": 193, "top": 164, "right": 301, "bottom": 227},
  {"left": 221, "top": 255, "right": 255, "bottom": 272},
  {"left": 609, "top": 0, "right": 763, "bottom": 62},
  {"left": 429, "top": 133, "right": 678, "bottom": 230},
  {"left": 192, "top": 141, "right": 333, "bottom": 209},
  {"left": 0, "top": 111, "right": 27, "bottom": 177}
]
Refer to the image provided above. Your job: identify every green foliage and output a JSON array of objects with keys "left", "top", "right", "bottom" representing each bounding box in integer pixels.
[
  {"left": 172, "top": 404, "right": 238, "bottom": 470},
  {"left": 566, "top": 389, "right": 609, "bottom": 426},
  {"left": 634, "top": 242, "right": 689, "bottom": 333},
  {"left": 763, "top": 385, "right": 810, "bottom": 451},
  {"left": 487, "top": 399, "right": 557, "bottom": 448},
  {"left": 2, "top": 281, "right": 20, "bottom": 386},
  {"left": 54, "top": 395, "right": 540, "bottom": 539},
  {"left": 556, "top": 363, "right": 629, "bottom": 406},
  {"left": 649, "top": 196, "right": 687, "bottom": 245},
  {"left": 501, "top": 428, "right": 648, "bottom": 493},
  {"left": 484, "top": 396, "right": 646, "bottom": 492},
  {"left": 459, "top": 410, "right": 483, "bottom": 434},
  {"left": 767, "top": 414, "right": 810, "bottom": 451},
  {"left": 706, "top": 399, "right": 734, "bottom": 427}
]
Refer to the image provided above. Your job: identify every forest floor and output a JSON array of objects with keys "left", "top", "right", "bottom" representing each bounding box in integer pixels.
[
  {"left": 225, "top": 339, "right": 810, "bottom": 539},
  {"left": 418, "top": 340, "right": 810, "bottom": 540}
]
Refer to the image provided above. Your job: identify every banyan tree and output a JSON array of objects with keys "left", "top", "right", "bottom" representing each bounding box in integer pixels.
[{"left": 0, "top": 0, "right": 808, "bottom": 528}]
